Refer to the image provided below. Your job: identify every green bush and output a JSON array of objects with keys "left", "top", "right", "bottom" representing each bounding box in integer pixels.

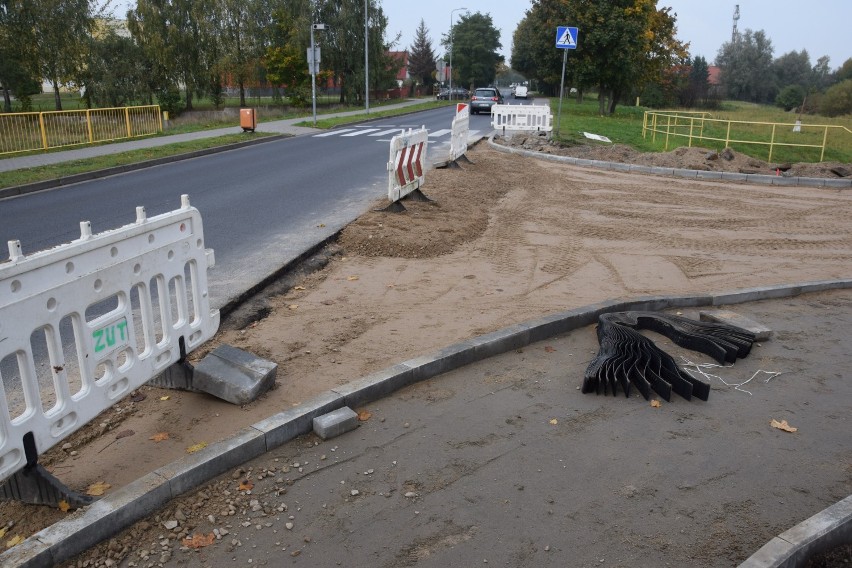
[
  {"left": 775, "top": 85, "right": 805, "bottom": 111},
  {"left": 156, "top": 87, "right": 185, "bottom": 116},
  {"left": 819, "top": 80, "right": 852, "bottom": 117}
]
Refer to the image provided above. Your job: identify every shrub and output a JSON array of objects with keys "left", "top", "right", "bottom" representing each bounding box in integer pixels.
[
  {"left": 819, "top": 80, "right": 852, "bottom": 117},
  {"left": 775, "top": 85, "right": 805, "bottom": 111}
]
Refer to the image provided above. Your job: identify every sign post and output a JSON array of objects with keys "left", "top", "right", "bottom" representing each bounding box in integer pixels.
[
  {"left": 554, "top": 26, "right": 578, "bottom": 137},
  {"left": 310, "top": 23, "right": 326, "bottom": 126}
]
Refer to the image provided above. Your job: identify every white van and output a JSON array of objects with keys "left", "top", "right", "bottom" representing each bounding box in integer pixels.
[{"left": 514, "top": 85, "right": 528, "bottom": 99}]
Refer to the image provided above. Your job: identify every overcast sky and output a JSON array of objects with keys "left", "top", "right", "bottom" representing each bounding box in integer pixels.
[{"left": 382, "top": 0, "right": 851, "bottom": 70}]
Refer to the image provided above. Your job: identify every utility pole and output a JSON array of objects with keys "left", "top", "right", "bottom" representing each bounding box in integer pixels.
[
  {"left": 732, "top": 5, "right": 740, "bottom": 43},
  {"left": 365, "top": 0, "right": 369, "bottom": 113}
]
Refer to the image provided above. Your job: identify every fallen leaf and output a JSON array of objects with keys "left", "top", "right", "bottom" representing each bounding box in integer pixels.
[
  {"left": 294, "top": 286, "right": 305, "bottom": 291},
  {"left": 115, "top": 429, "right": 134, "bottom": 440},
  {"left": 182, "top": 533, "right": 215, "bottom": 549},
  {"left": 86, "top": 481, "right": 111, "bottom": 496},
  {"left": 651, "top": 400, "right": 662, "bottom": 408},
  {"left": 0, "top": 527, "right": 6, "bottom": 538},
  {"left": 238, "top": 479, "right": 254, "bottom": 491},
  {"left": 159, "top": 396, "right": 170, "bottom": 401},
  {"left": 58, "top": 500, "right": 70, "bottom": 512},
  {"left": 544, "top": 346, "right": 556, "bottom": 353},
  {"left": 288, "top": 304, "right": 299, "bottom": 310},
  {"left": 150, "top": 432, "right": 170, "bottom": 442},
  {"left": 770, "top": 419, "right": 798, "bottom": 433},
  {"left": 357, "top": 410, "right": 372, "bottom": 421},
  {"left": 130, "top": 392, "right": 147, "bottom": 402},
  {"left": 317, "top": 223, "right": 326, "bottom": 228},
  {"left": 186, "top": 442, "right": 208, "bottom": 454},
  {"left": 347, "top": 275, "right": 359, "bottom": 281},
  {"left": 549, "top": 419, "right": 558, "bottom": 425},
  {"left": 5, "top": 535, "right": 24, "bottom": 548}
]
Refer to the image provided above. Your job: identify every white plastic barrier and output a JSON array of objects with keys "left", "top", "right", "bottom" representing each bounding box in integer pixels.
[
  {"left": 387, "top": 126, "right": 429, "bottom": 202},
  {"left": 0, "top": 195, "right": 220, "bottom": 482},
  {"left": 491, "top": 104, "right": 553, "bottom": 133},
  {"left": 449, "top": 103, "right": 470, "bottom": 162}
]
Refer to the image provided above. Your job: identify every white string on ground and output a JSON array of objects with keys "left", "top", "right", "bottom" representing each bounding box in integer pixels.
[{"left": 680, "top": 357, "right": 784, "bottom": 396}]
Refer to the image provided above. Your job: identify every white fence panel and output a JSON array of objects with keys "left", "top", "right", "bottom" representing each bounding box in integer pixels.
[
  {"left": 449, "top": 104, "right": 470, "bottom": 162},
  {"left": 491, "top": 104, "right": 553, "bottom": 133},
  {"left": 387, "top": 127, "right": 429, "bottom": 202},
  {"left": 0, "top": 195, "right": 219, "bottom": 482}
]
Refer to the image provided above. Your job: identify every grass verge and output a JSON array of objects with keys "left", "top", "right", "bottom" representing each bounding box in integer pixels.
[{"left": 0, "top": 132, "right": 276, "bottom": 190}]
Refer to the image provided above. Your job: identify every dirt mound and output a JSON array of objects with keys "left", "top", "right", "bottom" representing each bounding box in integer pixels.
[{"left": 497, "top": 133, "right": 850, "bottom": 179}]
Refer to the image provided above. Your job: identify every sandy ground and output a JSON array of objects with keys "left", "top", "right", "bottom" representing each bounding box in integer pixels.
[{"left": 2, "top": 142, "right": 851, "bottom": 557}]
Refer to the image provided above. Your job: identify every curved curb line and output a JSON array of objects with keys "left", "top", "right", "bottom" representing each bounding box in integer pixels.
[
  {"left": 487, "top": 134, "right": 852, "bottom": 189},
  {"left": 738, "top": 495, "right": 852, "bottom": 568},
  {"left": 4, "top": 278, "right": 851, "bottom": 567},
  {"left": 0, "top": 135, "right": 289, "bottom": 200}
]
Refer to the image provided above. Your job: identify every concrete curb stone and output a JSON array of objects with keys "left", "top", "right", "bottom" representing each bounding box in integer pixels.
[
  {"left": 4, "top": 278, "right": 852, "bottom": 567},
  {"left": 488, "top": 135, "right": 852, "bottom": 189}
]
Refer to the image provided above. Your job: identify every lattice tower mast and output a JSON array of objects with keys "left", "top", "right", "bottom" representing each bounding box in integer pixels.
[{"left": 732, "top": 4, "right": 740, "bottom": 42}]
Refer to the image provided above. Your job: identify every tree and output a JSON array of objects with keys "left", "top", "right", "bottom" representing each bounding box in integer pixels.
[
  {"left": 443, "top": 12, "right": 502, "bottom": 89},
  {"left": 408, "top": 19, "right": 436, "bottom": 88},
  {"left": 836, "top": 58, "right": 852, "bottom": 83},
  {"left": 811, "top": 55, "right": 832, "bottom": 91},
  {"left": 511, "top": 0, "right": 687, "bottom": 114},
  {"left": 772, "top": 49, "right": 811, "bottom": 90},
  {"left": 214, "top": 0, "right": 272, "bottom": 107},
  {"left": 819, "top": 79, "right": 852, "bottom": 117},
  {"left": 264, "top": 4, "right": 311, "bottom": 106},
  {"left": 82, "top": 29, "right": 149, "bottom": 108},
  {"left": 26, "top": 0, "right": 96, "bottom": 110},
  {"left": 315, "top": 0, "right": 394, "bottom": 105},
  {"left": 716, "top": 29, "right": 776, "bottom": 103},
  {"left": 128, "top": 0, "right": 211, "bottom": 112},
  {"left": 0, "top": 0, "right": 41, "bottom": 112}
]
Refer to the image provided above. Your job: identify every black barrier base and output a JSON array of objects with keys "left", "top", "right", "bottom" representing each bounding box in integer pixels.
[
  {"left": 407, "top": 189, "right": 433, "bottom": 202},
  {"left": 457, "top": 154, "right": 474, "bottom": 165},
  {"left": 375, "top": 200, "right": 407, "bottom": 213},
  {"left": 0, "top": 464, "right": 94, "bottom": 509}
]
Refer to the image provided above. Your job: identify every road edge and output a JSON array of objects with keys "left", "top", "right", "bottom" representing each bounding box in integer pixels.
[{"left": 3, "top": 278, "right": 851, "bottom": 567}]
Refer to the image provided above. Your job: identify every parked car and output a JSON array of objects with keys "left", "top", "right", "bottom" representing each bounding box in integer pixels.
[
  {"left": 437, "top": 87, "right": 470, "bottom": 100},
  {"left": 470, "top": 87, "right": 504, "bottom": 114},
  {"left": 514, "top": 85, "right": 528, "bottom": 99}
]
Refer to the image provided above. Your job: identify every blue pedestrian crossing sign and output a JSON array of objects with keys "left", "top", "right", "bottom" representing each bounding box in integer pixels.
[{"left": 555, "top": 26, "right": 578, "bottom": 49}]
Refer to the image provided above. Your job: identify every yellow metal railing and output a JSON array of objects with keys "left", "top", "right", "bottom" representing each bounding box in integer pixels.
[
  {"left": 642, "top": 110, "right": 852, "bottom": 162},
  {"left": 0, "top": 105, "right": 162, "bottom": 156}
]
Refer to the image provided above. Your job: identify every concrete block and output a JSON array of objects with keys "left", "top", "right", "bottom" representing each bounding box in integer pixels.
[
  {"left": 252, "top": 391, "right": 343, "bottom": 449},
  {"left": 649, "top": 166, "right": 675, "bottom": 176},
  {"left": 469, "top": 323, "right": 531, "bottom": 359},
  {"left": 695, "top": 170, "right": 723, "bottom": 180},
  {"left": 609, "top": 162, "right": 631, "bottom": 172},
  {"left": 712, "top": 284, "right": 804, "bottom": 306},
  {"left": 313, "top": 407, "right": 358, "bottom": 440},
  {"left": 402, "top": 341, "right": 478, "bottom": 382},
  {"left": 746, "top": 174, "right": 774, "bottom": 185},
  {"left": 629, "top": 165, "right": 654, "bottom": 174},
  {"left": 193, "top": 344, "right": 277, "bottom": 405},
  {"left": 155, "top": 427, "right": 266, "bottom": 496},
  {"left": 798, "top": 279, "right": 852, "bottom": 293},
  {"left": 35, "top": 471, "right": 170, "bottom": 565},
  {"left": 738, "top": 536, "right": 795, "bottom": 567},
  {"left": 720, "top": 172, "right": 749, "bottom": 182},
  {"left": 776, "top": 495, "right": 852, "bottom": 567},
  {"left": 699, "top": 309, "right": 772, "bottom": 341},
  {"left": 0, "top": 535, "right": 53, "bottom": 568},
  {"left": 823, "top": 178, "right": 852, "bottom": 189},
  {"left": 332, "top": 364, "right": 416, "bottom": 408},
  {"left": 770, "top": 176, "right": 800, "bottom": 186},
  {"left": 672, "top": 168, "right": 698, "bottom": 179}
]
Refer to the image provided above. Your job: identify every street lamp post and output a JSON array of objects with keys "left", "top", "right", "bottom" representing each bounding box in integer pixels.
[
  {"left": 310, "top": 23, "right": 326, "bottom": 126},
  {"left": 365, "top": 0, "right": 369, "bottom": 113},
  {"left": 449, "top": 7, "right": 466, "bottom": 101}
]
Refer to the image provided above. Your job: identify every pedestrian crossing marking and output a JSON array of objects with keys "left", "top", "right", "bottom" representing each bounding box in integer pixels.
[{"left": 341, "top": 128, "right": 382, "bottom": 136}]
